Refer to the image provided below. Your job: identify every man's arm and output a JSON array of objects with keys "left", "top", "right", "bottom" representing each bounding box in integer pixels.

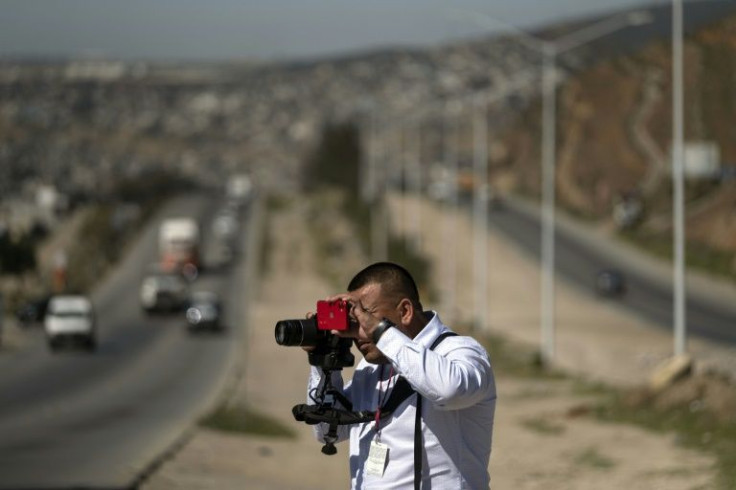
[{"left": 376, "top": 329, "right": 495, "bottom": 410}]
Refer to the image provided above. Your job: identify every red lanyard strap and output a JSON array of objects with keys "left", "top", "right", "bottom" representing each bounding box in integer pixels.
[{"left": 374, "top": 365, "right": 395, "bottom": 434}]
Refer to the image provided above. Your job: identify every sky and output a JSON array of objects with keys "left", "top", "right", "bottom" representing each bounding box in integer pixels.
[{"left": 0, "top": 0, "right": 658, "bottom": 62}]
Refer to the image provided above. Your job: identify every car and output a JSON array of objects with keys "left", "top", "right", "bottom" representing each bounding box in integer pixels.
[
  {"left": 44, "top": 295, "right": 96, "bottom": 352},
  {"left": 15, "top": 294, "right": 51, "bottom": 326},
  {"left": 185, "top": 291, "right": 223, "bottom": 333},
  {"left": 595, "top": 269, "right": 626, "bottom": 297},
  {"left": 140, "top": 272, "right": 189, "bottom": 314}
]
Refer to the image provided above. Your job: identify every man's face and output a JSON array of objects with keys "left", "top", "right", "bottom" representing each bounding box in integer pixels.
[{"left": 348, "top": 282, "right": 399, "bottom": 364}]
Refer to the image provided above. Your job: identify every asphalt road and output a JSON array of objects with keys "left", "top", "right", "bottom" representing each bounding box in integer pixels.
[
  {"left": 0, "top": 192, "right": 252, "bottom": 489},
  {"left": 485, "top": 196, "right": 736, "bottom": 346}
]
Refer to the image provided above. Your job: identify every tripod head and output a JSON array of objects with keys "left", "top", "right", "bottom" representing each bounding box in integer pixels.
[{"left": 292, "top": 367, "right": 373, "bottom": 455}]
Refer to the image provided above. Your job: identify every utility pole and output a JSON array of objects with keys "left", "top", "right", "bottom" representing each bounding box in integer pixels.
[{"left": 672, "top": 0, "right": 687, "bottom": 356}]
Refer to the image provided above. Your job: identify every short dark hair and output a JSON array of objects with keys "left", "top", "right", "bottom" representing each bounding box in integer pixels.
[{"left": 348, "top": 262, "right": 421, "bottom": 306}]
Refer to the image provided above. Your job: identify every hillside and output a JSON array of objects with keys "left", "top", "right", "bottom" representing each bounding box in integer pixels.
[{"left": 494, "top": 11, "right": 736, "bottom": 277}]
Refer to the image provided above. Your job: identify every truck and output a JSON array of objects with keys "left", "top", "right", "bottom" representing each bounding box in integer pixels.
[{"left": 159, "top": 217, "right": 201, "bottom": 280}]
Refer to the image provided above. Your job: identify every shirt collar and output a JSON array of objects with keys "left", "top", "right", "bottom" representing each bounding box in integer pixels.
[{"left": 412, "top": 310, "right": 449, "bottom": 349}]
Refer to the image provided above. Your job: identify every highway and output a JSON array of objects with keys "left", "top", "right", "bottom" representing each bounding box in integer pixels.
[
  {"left": 0, "top": 193, "right": 252, "bottom": 489},
  {"left": 1, "top": 185, "right": 734, "bottom": 489},
  {"left": 485, "top": 197, "right": 736, "bottom": 346}
]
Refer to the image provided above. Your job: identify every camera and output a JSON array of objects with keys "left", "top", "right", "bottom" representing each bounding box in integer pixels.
[
  {"left": 276, "top": 300, "right": 368, "bottom": 455},
  {"left": 274, "top": 300, "right": 355, "bottom": 371}
]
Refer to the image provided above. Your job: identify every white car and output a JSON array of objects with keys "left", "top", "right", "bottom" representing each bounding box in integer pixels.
[
  {"left": 44, "top": 295, "right": 96, "bottom": 352},
  {"left": 140, "top": 272, "right": 189, "bottom": 313}
]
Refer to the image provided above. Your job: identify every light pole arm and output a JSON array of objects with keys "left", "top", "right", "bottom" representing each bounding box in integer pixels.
[
  {"left": 554, "top": 11, "right": 652, "bottom": 54},
  {"left": 447, "top": 8, "right": 545, "bottom": 52},
  {"left": 449, "top": 8, "right": 652, "bottom": 56}
]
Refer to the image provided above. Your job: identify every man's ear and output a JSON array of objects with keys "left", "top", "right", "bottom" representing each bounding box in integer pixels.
[{"left": 398, "top": 298, "right": 413, "bottom": 326}]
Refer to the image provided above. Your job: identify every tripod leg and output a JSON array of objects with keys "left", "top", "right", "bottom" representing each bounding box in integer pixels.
[{"left": 321, "top": 422, "right": 339, "bottom": 455}]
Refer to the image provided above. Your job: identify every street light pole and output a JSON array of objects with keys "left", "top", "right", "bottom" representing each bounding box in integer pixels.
[
  {"left": 542, "top": 11, "right": 653, "bottom": 364},
  {"left": 399, "top": 122, "right": 410, "bottom": 249},
  {"left": 370, "top": 112, "right": 389, "bottom": 262},
  {"left": 473, "top": 95, "right": 489, "bottom": 332},
  {"left": 672, "top": 0, "right": 687, "bottom": 356},
  {"left": 442, "top": 100, "right": 461, "bottom": 325},
  {"left": 408, "top": 122, "right": 423, "bottom": 253},
  {"left": 452, "top": 8, "right": 652, "bottom": 364},
  {"left": 540, "top": 44, "right": 557, "bottom": 363}
]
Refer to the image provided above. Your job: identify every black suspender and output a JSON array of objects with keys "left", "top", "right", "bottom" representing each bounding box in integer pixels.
[
  {"left": 373, "top": 331, "right": 459, "bottom": 420},
  {"left": 414, "top": 331, "right": 457, "bottom": 489},
  {"left": 414, "top": 394, "right": 423, "bottom": 490},
  {"left": 429, "top": 331, "right": 459, "bottom": 351},
  {"left": 367, "top": 331, "right": 459, "bottom": 489}
]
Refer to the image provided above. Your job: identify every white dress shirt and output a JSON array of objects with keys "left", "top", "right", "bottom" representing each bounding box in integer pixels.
[{"left": 307, "top": 312, "right": 497, "bottom": 489}]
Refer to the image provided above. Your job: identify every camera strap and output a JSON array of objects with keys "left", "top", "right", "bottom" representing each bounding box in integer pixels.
[
  {"left": 413, "top": 331, "right": 457, "bottom": 489},
  {"left": 371, "top": 331, "right": 459, "bottom": 423}
]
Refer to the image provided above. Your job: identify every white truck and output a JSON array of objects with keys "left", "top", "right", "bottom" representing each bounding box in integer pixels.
[{"left": 159, "top": 217, "right": 201, "bottom": 280}]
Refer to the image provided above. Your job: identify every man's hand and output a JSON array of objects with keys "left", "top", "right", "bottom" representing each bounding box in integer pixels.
[
  {"left": 350, "top": 301, "right": 381, "bottom": 342},
  {"left": 321, "top": 293, "right": 361, "bottom": 339},
  {"left": 325, "top": 293, "right": 381, "bottom": 341}
]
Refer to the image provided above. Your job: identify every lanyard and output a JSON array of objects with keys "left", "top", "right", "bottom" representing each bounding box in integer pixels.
[{"left": 373, "top": 364, "right": 395, "bottom": 439}]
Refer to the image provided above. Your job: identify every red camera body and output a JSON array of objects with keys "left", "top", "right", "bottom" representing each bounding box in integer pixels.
[{"left": 316, "top": 300, "right": 350, "bottom": 331}]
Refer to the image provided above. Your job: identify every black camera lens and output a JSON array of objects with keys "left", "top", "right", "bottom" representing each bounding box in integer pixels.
[
  {"left": 275, "top": 318, "right": 318, "bottom": 346},
  {"left": 275, "top": 320, "right": 301, "bottom": 346},
  {"left": 274, "top": 316, "right": 355, "bottom": 370}
]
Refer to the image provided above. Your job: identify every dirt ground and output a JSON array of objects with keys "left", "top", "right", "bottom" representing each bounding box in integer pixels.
[{"left": 142, "top": 193, "right": 733, "bottom": 490}]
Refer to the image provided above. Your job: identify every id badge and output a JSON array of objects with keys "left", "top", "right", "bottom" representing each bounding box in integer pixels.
[{"left": 365, "top": 440, "right": 389, "bottom": 477}]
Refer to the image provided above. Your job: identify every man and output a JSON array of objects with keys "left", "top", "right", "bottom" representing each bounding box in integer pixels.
[{"left": 306, "top": 262, "right": 496, "bottom": 489}]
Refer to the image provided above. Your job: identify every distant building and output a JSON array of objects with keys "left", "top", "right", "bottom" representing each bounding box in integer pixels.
[{"left": 64, "top": 60, "right": 126, "bottom": 81}]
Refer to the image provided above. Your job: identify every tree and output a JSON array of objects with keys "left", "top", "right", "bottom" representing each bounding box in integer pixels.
[
  {"left": 0, "top": 232, "right": 37, "bottom": 275},
  {"left": 303, "top": 121, "right": 362, "bottom": 194}
]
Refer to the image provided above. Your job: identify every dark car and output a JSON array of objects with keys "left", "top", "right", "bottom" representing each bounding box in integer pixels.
[
  {"left": 15, "top": 295, "right": 51, "bottom": 326},
  {"left": 595, "top": 269, "right": 626, "bottom": 297},
  {"left": 185, "top": 291, "right": 223, "bottom": 333}
]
